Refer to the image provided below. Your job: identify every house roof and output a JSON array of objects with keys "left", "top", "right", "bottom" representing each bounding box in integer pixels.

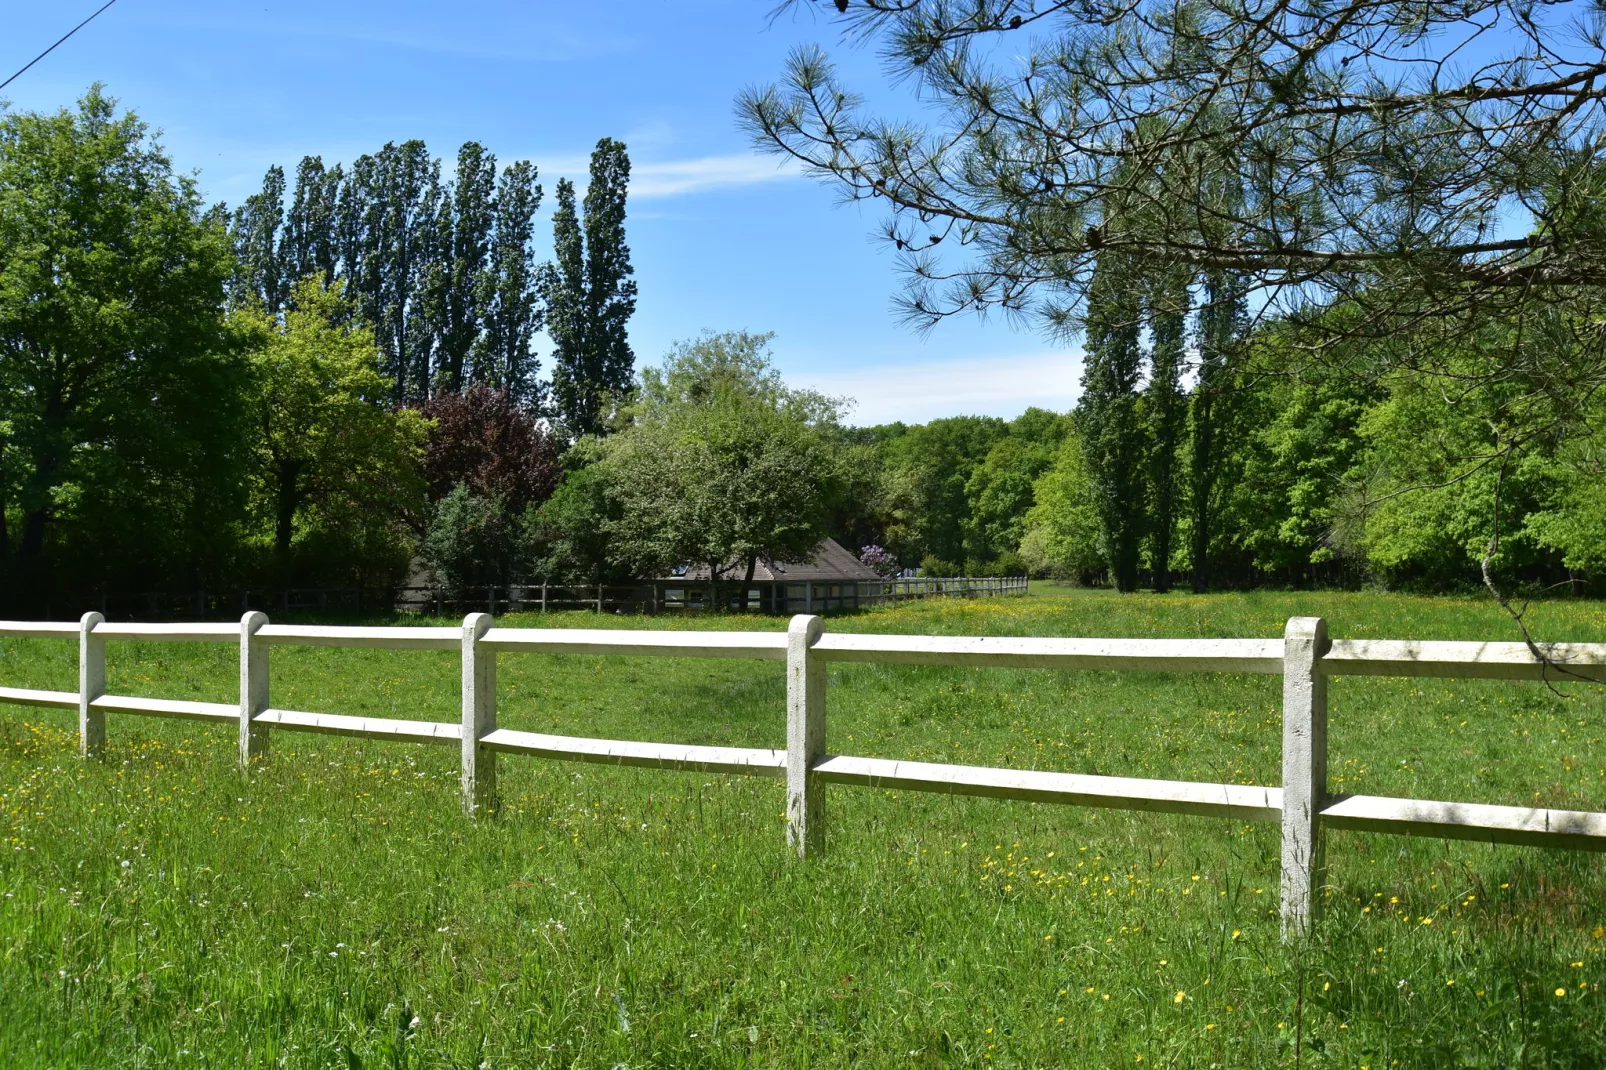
[{"left": 659, "top": 538, "right": 881, "bottom": 583}]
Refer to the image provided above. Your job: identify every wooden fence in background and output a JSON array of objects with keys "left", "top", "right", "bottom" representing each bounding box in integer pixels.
[
  {"left": 1, "top": 612, "right": 1603, "bottom": 942},
  {"left": 38, "top": 576, "right": 1028, "bottom": 621}
]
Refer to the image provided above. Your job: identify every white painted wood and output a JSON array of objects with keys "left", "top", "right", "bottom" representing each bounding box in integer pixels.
[
  {"left": 0, "top": 686, "right": 78, "bottom": 709},
  {"left": 240, "top": 612, "right": 270, "bottom": 766},
  {"left": 1320, "top": 794, "right": 1606, "bottom": 851},
  {"left": 461, "top": 613, "right": 497, "bottom": 816},
  {"left": 811, "top": 755, "right": 1283, "bottom": 820},
  {"left": 813, "top": 633, "right": 1285, "bottom": 674},
  {"left": 1280, "top": 616, "right": 1328, "bottom": 942},
  {"left": 1325, "top": 639, "right": 1606, "bottom": 681},
  {"left": 0, "top": 621, "right": 80, "bottom": 637},
  {"left": 482, "top": 628, "right": 788, "bottom": 660},
  {"left": 481, "top": 728, "right": 785, "bottom": 774},
  {"left": 787, "top": 614, "right": 827, "bottom": 857},
  {"left": 91, "top": 695, "right": 237, "bottom": 722},
  {"left": 79, "top": 612, "right": 106, "bottom": 758},
  {"left": 92, "top": 622, "right": 238, "bottom": 642},
  {"left": 256, "top": 624, "right": 459, "bottom": 650},
  {"left": 254, "top": 708, "right": 461, "bottom": 742}
]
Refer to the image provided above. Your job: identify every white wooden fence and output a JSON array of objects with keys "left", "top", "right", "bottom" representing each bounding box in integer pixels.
[{"left": 2, "top": 612, "right": 1604, "bottom": 942}]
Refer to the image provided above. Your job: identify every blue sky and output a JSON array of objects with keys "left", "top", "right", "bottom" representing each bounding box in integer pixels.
[{"left": 0, "top": 0, "right": 1081, "bottom": 425}]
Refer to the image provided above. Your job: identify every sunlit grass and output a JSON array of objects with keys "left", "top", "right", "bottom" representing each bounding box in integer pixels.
[{"left": 1, "top": 586, "right": 1603, "bottom": 1066}]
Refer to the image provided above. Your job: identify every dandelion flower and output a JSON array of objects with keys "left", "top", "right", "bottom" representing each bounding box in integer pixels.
[{"left": 1173, "top": 991, "right": 1186, "bottom": 1004}]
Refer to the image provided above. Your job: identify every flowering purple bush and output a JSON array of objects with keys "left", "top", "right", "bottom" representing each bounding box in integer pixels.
[{"left": 858, "top": 544, "right": 899, "bottom": 577}]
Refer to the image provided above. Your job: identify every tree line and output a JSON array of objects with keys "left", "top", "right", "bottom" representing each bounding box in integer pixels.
[
  {"left": 227, "top": 134, "right": 635, "bottom": 435},
  {"left": 0, "top": 89, "right": 637, "bottom": 610},
  {"left": 4, "top": 88, "right": 1601, "bottom": 615}
]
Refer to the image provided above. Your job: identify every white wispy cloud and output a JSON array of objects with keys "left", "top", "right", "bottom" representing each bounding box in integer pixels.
[
  {"left": 542, "top": 152, "right": 803, "bottom": 199},
  {"left": 790, "top": 351, "right": 1084, "bottom": 426},
  {"left": 630, "top": 154, "right": 802, "bottom": 198}
]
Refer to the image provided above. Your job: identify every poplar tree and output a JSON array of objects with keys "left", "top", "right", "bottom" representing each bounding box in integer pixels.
[
  {"left": 282, "top": 156, "right": 341, "bottom": 288},
  {"left": 547, "top": 138, "right": 637, "bottom": 438},
  {"left": 359, "top": 140, "right": 441, "bottom": 404},
  {"left": 479, "top": 160, "right": 544, "bottom": 406},
  {"left": 230, "top": 165, "right": 286, "bottom": 313},
  {"left": 1189, "top": 272, "right": 1247, "bottom": 592},
  {"left": 1144, "top": 273, "right": 1187, "bottom": 593},
  {"left": 435, "top": 141, "right": 496, "bottom": 393},
  {"left": 1079, "top": 255, "right": 1146, "bottom": 592}
]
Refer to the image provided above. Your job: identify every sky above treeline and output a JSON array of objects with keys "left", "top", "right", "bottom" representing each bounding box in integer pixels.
[{"left": 0, "top": 0, "right": 1083, "bottom": 425}]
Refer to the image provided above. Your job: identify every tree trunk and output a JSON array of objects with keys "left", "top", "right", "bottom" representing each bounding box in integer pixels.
[
  {"left": 741, "top": 555, "right": 758, "bottom": 612},
  {"left": 275, "top": 461, "right": 305, "bottom": 562},
  {"left": 20, "top": 508, "right": 46, "bottom": 561}
]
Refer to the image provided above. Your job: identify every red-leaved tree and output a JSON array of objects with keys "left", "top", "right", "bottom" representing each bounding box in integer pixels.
[{"left": 419, "top": 386, "right": 560, "bottom": 513}]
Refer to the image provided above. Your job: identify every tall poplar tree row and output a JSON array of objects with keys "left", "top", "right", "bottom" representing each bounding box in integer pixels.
[
  {"left": 546, "top": 138, "right": 638, "bottom": 439},
  {"left": 227, "top": 140, "right": 548, "bottom": 408}
]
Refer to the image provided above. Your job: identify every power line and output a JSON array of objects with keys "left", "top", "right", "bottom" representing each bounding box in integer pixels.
[{"left": 0, "top": 0, "right": 122, "bottom": 94}]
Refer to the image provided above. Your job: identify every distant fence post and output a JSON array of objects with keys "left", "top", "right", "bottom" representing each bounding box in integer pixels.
[
  {"left": 786, "top": 614, "right": 826, "bottom": 857},
  {"left": 240, "top": 611, "right": 270, "bottom": 767},
  {"left": 1280, "top": 615, "right": 1329, "bottom": 942},
  {"left": 461, "top": 612, "right": 497, "bottom": 816},
  {"left": 78, "top": 612, "right": 105, "bottom": 758}
]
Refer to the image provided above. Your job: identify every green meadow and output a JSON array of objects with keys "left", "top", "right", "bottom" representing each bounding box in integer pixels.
[{"left": 1, "top": 587, "right": 1603, "bottom": 1068}]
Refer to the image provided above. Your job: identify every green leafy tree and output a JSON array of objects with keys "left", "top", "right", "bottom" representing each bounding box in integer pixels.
[
  {"left": 234, "top": 277, "right": 428, "bottom": 583},
  {"left": 525, "top": 439, "right": 619, "bottom": 582},
  {"left": 1019, "top": 433, "right": 1103, "bottom": 582},
  {"left": 963, "top": 408, "right": 1071, "bottom": 562},
  {"left": 606, "top": 331, "right": 840, "bottom": 584},
  {"left": 546, "top": 139, "right": 638, "bottom": 438},
  {"left": 421, "top": 483, "right": 522, "bottom": 592},
  {"left": 874, "top": 416, "right": 1007, "bottom": 566},
  {"left": 0, "top": 87, "right": 246, "bottom": 600}
]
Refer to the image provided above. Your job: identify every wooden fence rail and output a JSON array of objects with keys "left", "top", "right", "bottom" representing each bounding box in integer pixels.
[{"left": 2, "top": 613, "right": 1605, "bottom": 942}]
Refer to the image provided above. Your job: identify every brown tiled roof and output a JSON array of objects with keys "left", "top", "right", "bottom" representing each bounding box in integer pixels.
[{"left": 657, "top": 538, "right": 881, "bottom": 582}]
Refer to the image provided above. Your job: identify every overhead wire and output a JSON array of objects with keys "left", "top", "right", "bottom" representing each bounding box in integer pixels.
[{"left": 0, "top": 0, "right": 122, "bottom": 94}]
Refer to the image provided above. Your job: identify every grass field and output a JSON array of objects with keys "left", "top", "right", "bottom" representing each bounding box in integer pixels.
[{"left": 2, "top": 586, "right": 1604, "bottom": 1068}]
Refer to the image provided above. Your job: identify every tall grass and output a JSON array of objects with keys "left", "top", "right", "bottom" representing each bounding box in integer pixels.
[{"left": 0, "top": 587, "right": 1602, "bottom": 1067}]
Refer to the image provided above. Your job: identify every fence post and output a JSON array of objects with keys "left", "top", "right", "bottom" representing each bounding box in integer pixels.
[
  {"left": 1280, "top": 615, "right": 1329, "bottom": 942},
  {"left": 240, "top": 611, "right": 270, "bottom": 767},
  {"left": 78, "top": 612, "right": 106, "bottom": 759},
  {"left": 541, "top": 582, "right": 547, "bottom": 613},
  {"left": 786, "top": 614, "right": 827, "bottom": 857},
  {"left": 461, "top": 612, "right": 497, "bottom": 817}
]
